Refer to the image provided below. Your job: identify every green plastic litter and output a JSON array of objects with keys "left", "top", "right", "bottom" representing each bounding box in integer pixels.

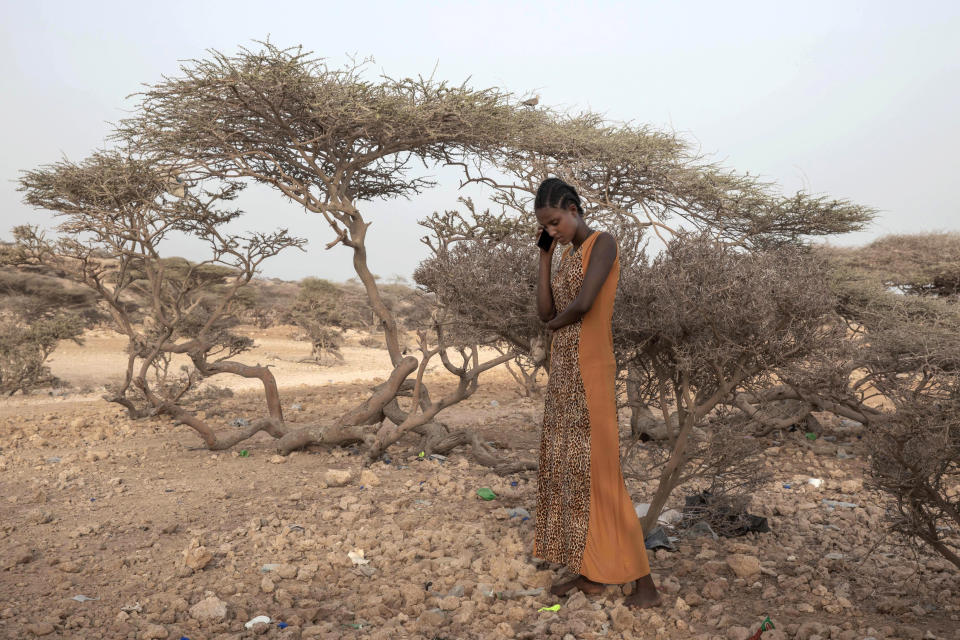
[
  {"left": 538, "top": 604, "right": 561, "bottom": 612},
  {"left": 238, "top": 449, "right": 249, "bottom": 457},
  {"left": 760, "top": 616, "right": 775, "bottom": 631},
  {"left": 476, "top": 488, "right": 497, "bottom": 501},
  {"left": 805, "top": 432, "right": 818, "bottom": 441},
  {"left": 418, "top": 451, "right": 425, "bottom": 458}
]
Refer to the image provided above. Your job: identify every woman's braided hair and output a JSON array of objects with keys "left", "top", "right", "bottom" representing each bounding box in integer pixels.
[{"left": 534, "top": 177, "right": 584, "bottom": 216}]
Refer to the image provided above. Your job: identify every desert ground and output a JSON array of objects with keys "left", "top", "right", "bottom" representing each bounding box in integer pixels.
[{"left": 1, "top": 327, "right": 958, "bottom": 640}]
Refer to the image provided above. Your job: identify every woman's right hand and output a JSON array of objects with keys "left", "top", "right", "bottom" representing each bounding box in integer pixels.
[{"left": 538, "top": 229, "right": 557, "bottom": 256}]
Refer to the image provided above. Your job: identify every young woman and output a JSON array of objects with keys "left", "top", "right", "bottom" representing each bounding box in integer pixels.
[{"left": 533, "top": 177, "right": 661, "bottom": 609}]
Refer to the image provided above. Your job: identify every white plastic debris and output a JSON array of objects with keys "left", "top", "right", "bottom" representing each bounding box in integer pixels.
[
  {"left": 634, "top": 503, "right": 650, "bottom": 518},
  {"left": 822, "top": 499, "right": 858, "bottom": 509},
  {"left": 348, "top": 549, "right": 369, "bottom": 565},
  {"left": 244, "top": 615, "right": 272, "bottom": 629},
  {"left": 658, "top": 509, "right": 683, "bottom": 526},
  {"left": 71, "top": 594, "right": 99, "bottom": 602},
  {"left": 807, "top": 478, "right": 823, "bottom": 489}
]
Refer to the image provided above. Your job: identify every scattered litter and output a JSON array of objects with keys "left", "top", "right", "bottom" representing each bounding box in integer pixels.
[
  {"left": 418, "top": 451, "right": 425, "bottom": 458},
  {"left": 822, "top": 435, "right": 836, "bottom": 442},
  {"left": 644, "top": 526, "right": 677, "bottom": 551},
  {"left": 71, "top": 594, "right": 99, "bottom": 602},
  {"left": 476, "top": 488, "right": 497, "bottom": 501},
  {"left": 414, "top": 499, "right": 432, "bottom": 506},
  {"left": 837, "top": 449, "right": 854, "bottom": 459},
  {"left": 538, "top": 604, "right": 561, "bottom": 612},
  {"left": 261, "top": 564, "right": 282, "bottom": 573},
  {"left": 476, "top": 583, "right": 495, "bottom": 598},
  {"left": 746, "top": 616, "right": 775, "bottom": 640},
  {"left": 822, "top": 499, "right": 858, "bottom": 509},
  {"left": 807, "top": 478, "right": 823, "bottom": 489},
  {"left": 686, "top": 521, "right": 719, "bottom": 540},
  {"left": 634, "top": 502, "right": 650, "bottom": 518},
  {"left": 238, "top": 449, "right": 249, "bottom": 457},
  {"left": 490, "top": 400, "right": 500, "bottom": 407},
  {"left": 120, "top": 603, "right": 142, "bottom": 613},
  {"left": 231, "top": 417, "right": 250, "bottom": 427},
  {"left": 381, "top": 454, "right": 392, "bottom": 464},
  {"left": 658, "top": 508, "right": 683, "bottom": 526},
  {"left": 782, "top": 484, "right": 792, "bottom": 489},
  {"left": 510, "top": 481, "right": 518, "bottom": 487},
  {"left": 276, "top": 622, "right": 288, "bottom": 629},
  {"left": 682, "top": 491, "right": 770, "bottom": 537},
  {"left": 507, "top": 507, "right": 531, "bottom": 522},
  {"left": 428, "top": 453, "right": 447, "bottom": 462},
  {"left": 824, "top": 552, "right": 845, "bottom": 560},
  {"left": 46, "top": 457, "right": 61, "bottom": 463},
  {"left": 244, "top": 615, "right": 271, "bottom": 629},
  {"left": 288, "top": 524, "right": 305, "bottom": 533},
  {"left": 805, "top": 432, "right": 818, "bottom": 441},
  {"left": 348, "top": 549, "right": 369, "bottom": 565},
  {"left": 290, "top": 403, "right": 303, "bottom": 411},
  {"left": 497, "top": 588, "right": 544, "bottom": 599}
]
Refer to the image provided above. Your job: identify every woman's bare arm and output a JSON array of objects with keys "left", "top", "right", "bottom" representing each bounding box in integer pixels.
[{"left": 546, "top": 232, "right": 616, "bottom": 331}]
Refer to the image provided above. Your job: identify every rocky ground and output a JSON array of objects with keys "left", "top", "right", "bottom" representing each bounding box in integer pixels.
[{"left": 1, "top": 335, "right": 958, "bottom": 640}]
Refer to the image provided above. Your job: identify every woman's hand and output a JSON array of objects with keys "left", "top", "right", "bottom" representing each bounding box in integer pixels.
[{"left": 538, "top": 228, "right": 557, "bottom": 256}]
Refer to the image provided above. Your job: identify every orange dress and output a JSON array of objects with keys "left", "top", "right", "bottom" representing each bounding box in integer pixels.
[{"left": 533, "top": 231, "right": 651, "bottom": 584}]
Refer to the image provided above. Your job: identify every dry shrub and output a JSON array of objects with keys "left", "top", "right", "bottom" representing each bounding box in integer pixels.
[
  {"left": 824, "top": 232, "right": 960, "bottom": 297},
  {"left": 867, "top": 399, "right": 960, "bottom": 569},
  {"left": 827, "top": 262, "right": 960, "bottom": 569},
  {"left": 0, "top": 251, "right": 90, "bottom": 394},
  {"left": 0, "top": 314, "right": 83, "bottom": 395}
]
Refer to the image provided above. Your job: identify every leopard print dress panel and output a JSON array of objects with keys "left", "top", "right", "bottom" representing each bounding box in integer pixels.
[{"left": 534, "top": 239, "right": 592, "bottom": 574}]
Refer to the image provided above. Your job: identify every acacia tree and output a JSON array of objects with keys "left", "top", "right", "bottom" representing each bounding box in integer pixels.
[
  {"left": 116, "top": 42, "right": 547, "bottom": 458},
  {"left": 17, "top": 151, "right": 303, "bottom": 448}
]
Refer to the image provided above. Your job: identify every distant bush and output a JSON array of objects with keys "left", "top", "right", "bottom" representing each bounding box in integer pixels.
[{"left": 0, "top": 313, "right": 83, "bottom": 395}]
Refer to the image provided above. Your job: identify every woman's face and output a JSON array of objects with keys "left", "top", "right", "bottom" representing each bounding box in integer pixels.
[{"left": 535, "top": 204, "right": 580, "bottom": 245}]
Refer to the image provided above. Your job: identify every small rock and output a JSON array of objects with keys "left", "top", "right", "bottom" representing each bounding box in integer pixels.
[
  {"left": 727, "top": 626, "right": 751, "bottom": 640},
  {"left": 58, "top": 560, "right": 82, "bottom": 574},
  {"left": 140, "top": 624, "right": 168, "bottom": 639},
  {"left": 726, "top": 554, "right": 761, "bottom": 579},
  {"left": 24, "top": 623, "right": 55, "bottom": 636},
  {"left": 609, "top": 605, "right": 635, "bottom": 632},
  {"left": 417, "top": 608, "right": 447, "bottom": 629},
  {"left": 702, "top": 578, "right": 728, "bottom": 600},
  {"left": 566, "top": 590, "right": 589, "bottom": 611},
  {"left": 261, "top": 576, "right": 275, "bottom": 593},
  {"left": 324, "top": 468, "right": 352, "bottom": 487},
  {"left": 359, "top": 469, "right": 380, "bottom": 487},
  {"left": 189, "top": 596, "right": 228, "bottom": 622},
  {"left": 183, "top": 545, "right": 212, "bottom": 571},
  {"left": 268, "top": 455, "right": 287, "bottom": 464}
]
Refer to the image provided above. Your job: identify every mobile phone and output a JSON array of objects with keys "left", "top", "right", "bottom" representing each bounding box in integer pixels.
[{"left": 537, "top": 228, "right": 554, "bottom": 251}]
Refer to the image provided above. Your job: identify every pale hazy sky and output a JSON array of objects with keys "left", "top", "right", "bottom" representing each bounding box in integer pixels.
[{"left": 2, "top": 1, "right": 958, "bottom": 281}]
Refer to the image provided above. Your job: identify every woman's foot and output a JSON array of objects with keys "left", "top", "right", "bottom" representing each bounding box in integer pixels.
[
  {"left": 624, "top": 574, "right": 662, "bottom": 609},
  {"left": 550, "top": 575, "right": 604, "bottom": 597}
]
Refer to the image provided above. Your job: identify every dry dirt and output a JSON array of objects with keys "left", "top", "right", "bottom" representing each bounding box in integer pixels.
[{"left": 1, "top": 329, "right": 958, "bottom": 640}]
